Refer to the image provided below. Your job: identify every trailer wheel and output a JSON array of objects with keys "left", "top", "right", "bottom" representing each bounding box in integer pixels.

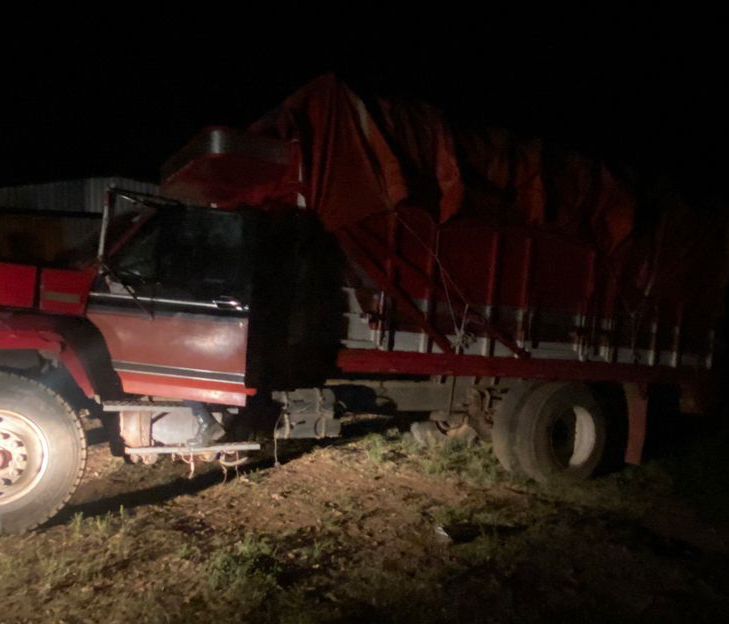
[
  {"left": 0, "top": 372, "right": 86, "bottom": 534},
  {"left": 514, "top": 382, "right": 606, "bottom": 483}
]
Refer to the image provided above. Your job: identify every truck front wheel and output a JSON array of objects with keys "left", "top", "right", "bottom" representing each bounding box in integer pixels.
[{"left": 0, "top": 372, "right": 86, "bottom": 534}]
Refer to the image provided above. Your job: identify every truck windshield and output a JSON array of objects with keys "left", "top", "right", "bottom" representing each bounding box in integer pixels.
[{"left": 111, "top": 205, "right": 254, "bottom": 303}]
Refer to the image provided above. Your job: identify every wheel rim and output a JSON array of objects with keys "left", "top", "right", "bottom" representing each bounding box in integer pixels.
[
  {"left": 549, "top": 406, "right": 597, "bottom": 469},
  {"left": 0, "top": 410, "right": 50, "bottom": 506}
]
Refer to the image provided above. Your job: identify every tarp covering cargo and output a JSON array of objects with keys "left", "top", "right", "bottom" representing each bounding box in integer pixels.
[
  {"left": 246, "top": 75, "right": 637, "bottom": 251},
  {"left": 162, "top": 75, "right": 729, "bottom": 370},
  {"left": 164, "top": 76, "right": 629, "bottom": 238}
]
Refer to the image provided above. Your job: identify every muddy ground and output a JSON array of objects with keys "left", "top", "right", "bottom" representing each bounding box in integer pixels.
[{"left": 1, "top": 413, "right": 729, "bottom": 624}]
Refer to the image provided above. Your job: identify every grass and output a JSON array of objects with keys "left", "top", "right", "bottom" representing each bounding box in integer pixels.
[
  {"left": 3, "top": 414, "right": 729, "bottom": 623},
  {"left": 0, "top": 505, "right": 136, "bottom": 616},
  {"left": 360, "top": 428, "right": 404, "bottom": 465},
  {"left": 207, "top": 533, "right": 280, "bottom": 590},
  {"left": 358, "top": 427, "right": 505, "bottom": 488},
  {"left": 176, "top": 541, "right": 201, "bottom": 561},
  {"left": 204, "top": 534, "right": 282, "bottom": 618},
  {"left": 416, "top": 439, "right": 503, "bottom": 486},
  {"left": 361, "top": 432, "right": 391, "bottom": 464},
  {"left": 0, "top": 512, "right": 304, "bottom": 623}
]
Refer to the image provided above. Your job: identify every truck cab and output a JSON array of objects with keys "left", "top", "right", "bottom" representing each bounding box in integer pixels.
[
  {"left": 87, "top": 198, "right": 255, "bottom": 407},
  {"left": 0, "top": 186, "right": 345, "bottom": 533}
]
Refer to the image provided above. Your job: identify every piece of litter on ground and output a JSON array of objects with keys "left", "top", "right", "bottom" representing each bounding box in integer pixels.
[{"left": 434, "top": 525, "right": 453, "bottom": 544}]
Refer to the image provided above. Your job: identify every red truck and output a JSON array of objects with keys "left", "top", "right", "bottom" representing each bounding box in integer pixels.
[{"left": 1, "top": 75, "right": 726, "bottom": 534}]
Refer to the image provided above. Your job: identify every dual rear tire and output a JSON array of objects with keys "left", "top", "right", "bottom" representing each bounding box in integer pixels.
[{"left": 492, "top": 382, "right": 607, "bottom": 483}]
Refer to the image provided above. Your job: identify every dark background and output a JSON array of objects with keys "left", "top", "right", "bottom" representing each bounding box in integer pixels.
[{"left": 1, "top": 13, "right": 726, "bottom": 203}]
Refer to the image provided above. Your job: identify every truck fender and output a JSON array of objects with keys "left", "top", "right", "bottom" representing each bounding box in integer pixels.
[{"left": 0, "top": 328, "right": 96, "bottom": 398}]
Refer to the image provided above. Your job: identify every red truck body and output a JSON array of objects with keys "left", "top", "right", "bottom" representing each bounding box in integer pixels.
[
  {"left": 161, "top": 75, "right": 726, "bottom": 393},
  {"left": 1, "top": 74, "right": 725, "bottom": 421},
  {"left": 1, "top": 76, "right": 727, "bottom": 534}
]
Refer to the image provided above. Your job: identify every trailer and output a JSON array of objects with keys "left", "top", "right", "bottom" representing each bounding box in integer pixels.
[{"left": 1, "top": 76, "right": 726, "bottom": 533}]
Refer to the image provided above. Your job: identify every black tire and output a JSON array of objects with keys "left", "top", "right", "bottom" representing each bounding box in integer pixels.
[
  {"left": 514, "top": 382, "right": 606, "bottom": 483},
  {"left": 491, "top": 381, "right": 543, "bottom": 474},
  {"left": 0, "top": 372, "right": 87, "bottom": 534}
]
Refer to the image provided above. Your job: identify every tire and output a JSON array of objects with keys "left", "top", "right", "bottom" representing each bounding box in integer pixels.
[
  {"left": 0, "top": 372, "right": 87, "bottom": 534},
  {"left": 514, "top": 382, "right": 606, "bottom": 483},
  {"left": 491, "top": 381, "right": 543, "bottom": 474}
]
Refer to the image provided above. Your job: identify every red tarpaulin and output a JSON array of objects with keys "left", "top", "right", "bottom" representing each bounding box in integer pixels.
[
  {"left": 162, "top": 75, "right": 729, "bottom": 335},
  {"left": 240, "top": 74, "right": 635, "bottom": 254}
]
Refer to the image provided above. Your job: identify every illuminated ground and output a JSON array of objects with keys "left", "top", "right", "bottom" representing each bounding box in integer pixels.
[{"left": 1, "top": 415, "right": 728, "bottom": 623}]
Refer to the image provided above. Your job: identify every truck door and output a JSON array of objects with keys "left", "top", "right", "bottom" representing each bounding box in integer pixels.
[{"left": 87, "top": 205, "right": 255, "bottom": 406}]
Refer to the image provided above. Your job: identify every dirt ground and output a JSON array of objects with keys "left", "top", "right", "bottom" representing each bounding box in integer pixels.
[{"left": 2, "top": 414, "right": 729, "bottom": 624}]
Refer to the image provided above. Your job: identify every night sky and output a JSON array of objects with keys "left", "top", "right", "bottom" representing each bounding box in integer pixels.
[{"left": 2, "top": 15, "right": 726, "bottom": 204}]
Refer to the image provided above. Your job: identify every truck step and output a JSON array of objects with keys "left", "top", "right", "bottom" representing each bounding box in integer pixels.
[
  {"left": 124, "top": 442, "right": 260, "bottom": 455},
  {"left": 103, "top": 401, "right": 188, "bottom": 412}
]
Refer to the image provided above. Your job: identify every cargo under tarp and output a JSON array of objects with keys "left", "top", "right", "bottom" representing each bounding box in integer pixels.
[
  {"left": 162, "top": 75, "right": 729, "bottom": 369},
  {"left": 164, "top": 74, "right": 637, "bottom": 249}
]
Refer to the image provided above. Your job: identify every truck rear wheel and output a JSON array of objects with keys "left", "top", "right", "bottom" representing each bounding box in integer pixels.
[
  {"left": 513, "top": 382, "right": 606, "bottom": 483},
  {"left": 0, "top": 372, "right": 86, "bottom": 534},
  {"left": 491, "top": 381, "right": 542, "bottom": 474}
]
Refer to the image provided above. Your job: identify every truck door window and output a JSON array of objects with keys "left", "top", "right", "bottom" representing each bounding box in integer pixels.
[
  {"left": 157, "top": 208, "right": 246, "bottom": 301},
  {"left": 112, "top": 218, "right": 160, "bottom": 285},
  {"left": 111, "top": 206, "right": 250, "bottom": 303}
]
